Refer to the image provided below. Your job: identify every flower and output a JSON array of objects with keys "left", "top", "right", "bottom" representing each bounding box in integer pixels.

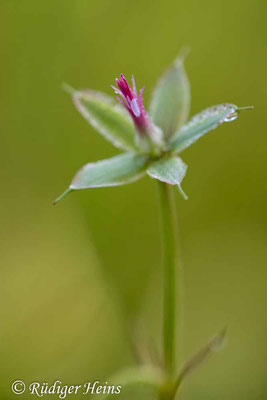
[
  {"left": 112, "top": 74, "right": 163, "bottom": 151},
  {"left": 54, "top": 53, "right": 251, "bottom": 205},
  {"left": 112, "top": 74, "right": 151, "bottom": 136}
]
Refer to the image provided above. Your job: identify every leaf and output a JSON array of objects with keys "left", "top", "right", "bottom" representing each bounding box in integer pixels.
[
  {"left": 73, "top": 90, "right": 137, "bottom": 151},
  {"left": 147, "top": 155, "right": 188, "bottom": 199},
  {"left": 97, "top": 366, "right": 164, "bottom": 399},
  {"left": 149, "top": 52, "right": 190, "bottom": 139},
  {"left": 173, "top": 328, "right": 227, "bottom": 394},
  {"left": 168, "top": 103, "right": 238, "bottom": 154}
]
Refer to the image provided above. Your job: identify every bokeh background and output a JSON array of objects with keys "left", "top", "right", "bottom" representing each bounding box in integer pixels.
[{"left": 1, "top": 0, "right": 267, "bottom": 399}]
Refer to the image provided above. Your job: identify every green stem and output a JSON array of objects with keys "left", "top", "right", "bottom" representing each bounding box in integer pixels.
[{"left": 157, "top": 182, "right": 178, "bottom": 379}]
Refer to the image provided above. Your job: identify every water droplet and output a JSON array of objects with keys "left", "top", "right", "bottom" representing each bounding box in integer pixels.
[{"left": 224, "top": 111, "right": 238, "bottom": 122}]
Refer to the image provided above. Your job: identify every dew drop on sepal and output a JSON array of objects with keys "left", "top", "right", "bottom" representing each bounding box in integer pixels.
[{"left": 224, "top": 111, "right": 238, "bottom": 122}]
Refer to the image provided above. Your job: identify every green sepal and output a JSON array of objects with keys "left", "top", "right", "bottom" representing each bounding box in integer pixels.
[
  {"left": 168, "top": 103, "right": 238, "bottom": 154},
  {"left": 147, "top": 155, "right": 188, "bottom": 199},
  {"left": 73, "top": 90, "right": 138, "bottom": 151},
  {"left": 149, "top": 51, "right": 191, "bottom": 139},
  {"left": 53, "top": 153, "right": 148, "bottom": 204}
]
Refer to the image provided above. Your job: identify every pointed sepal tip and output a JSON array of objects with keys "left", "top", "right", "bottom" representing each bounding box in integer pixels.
[
  {"left": 61, "top": 83, "right": 76, "bottom": 95},
  {"left": 237, "top": 105, "right": 254, "bottom": 111},
  {"left": 52, "top": 188, "right": 73, "bottom": 205},
  {"left": 177, "top": 184, "right": 188, "bottom": 200}
]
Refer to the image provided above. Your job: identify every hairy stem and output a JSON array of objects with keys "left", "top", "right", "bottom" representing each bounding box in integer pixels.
[{"left": 157, "top": 182, "right": 178, "bottom": 379}]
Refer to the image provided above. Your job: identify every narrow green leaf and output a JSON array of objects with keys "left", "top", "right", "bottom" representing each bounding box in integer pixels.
[
  {"left": 71, "top": 153, "right": 148, "bottom": 190},
  {"left": 97, "top": 366, "right": 164, "bottom": 399},
  {"left": 73, "top": 90, "right": 137, "bottom": 151},
  {"left": 173, "top": 328, "right": 227, "bottom": 394},
  {"left": 169, "top": 103, "right": 238, "bottom": 154},
  {"left": 149, "top": 52, "right": 190, "bottom": 139},
  {"left": 147, "top": 155, "right": 188, "bottom": 198}
]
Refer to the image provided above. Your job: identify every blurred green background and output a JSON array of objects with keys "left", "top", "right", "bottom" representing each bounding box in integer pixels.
[{"left": 1, "top": 0, "right": 267, "bottom": 399}]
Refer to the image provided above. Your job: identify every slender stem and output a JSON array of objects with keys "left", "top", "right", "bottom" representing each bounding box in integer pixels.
[{"left": 157, "top": 181, "right": 178, "bottom": 378}]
